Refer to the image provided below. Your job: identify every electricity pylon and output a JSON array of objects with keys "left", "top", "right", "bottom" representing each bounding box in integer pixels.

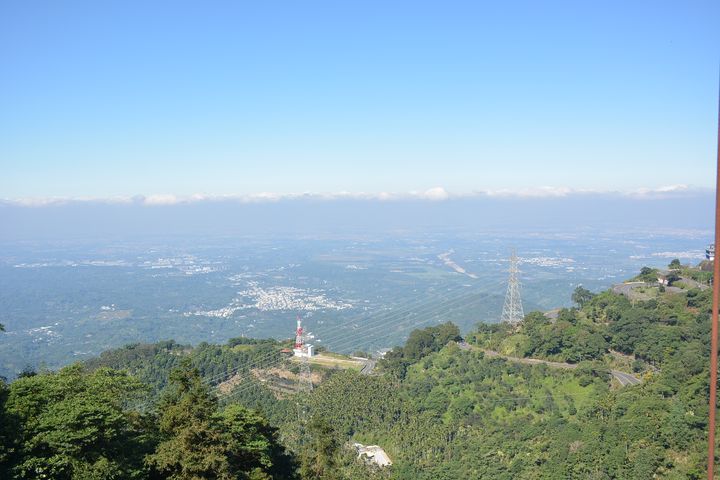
[
  {"left": 501, "top": 251, "right": 524, "bottom": 324},
  {"left": 299, "top": 355, "right": 313, "bottom": 393}
]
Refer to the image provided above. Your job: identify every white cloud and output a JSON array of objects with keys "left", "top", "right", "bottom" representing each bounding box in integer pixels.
[
  {"left": 0, "top": 185, "right": 709, "bottom": 207},
  {"left": 420, "top": 187, "right": 450, "bottom": 201},
  {"left": 142, "top": 194, "right": 179, "bottom": 206},
  {"left": 480, "top": 186, "right": 576, "bottom": 198},
  {"left": 471, "top": 184, "right": 704, "bottom": 200},
  {"left": 377, "top": 192, "right": 393, "bottom": 201},
  {"left": 1, "top": 196, "right": 133, "bottom": 207},
  {"left": 625, "top": 184, "right": 691, "bottom": 198}
]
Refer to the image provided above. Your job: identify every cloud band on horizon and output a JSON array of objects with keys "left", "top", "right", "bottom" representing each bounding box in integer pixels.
[{"left": 0, "top": 184, "right": 706, "bottom": 208}]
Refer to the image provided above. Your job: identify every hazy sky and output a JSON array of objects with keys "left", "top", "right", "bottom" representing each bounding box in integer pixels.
[
  {"left": 1, "top": 1, "right": 719, "bottom": 199},
  {"left": 0, "top": 191, "right": 713, "bottom": 241}
]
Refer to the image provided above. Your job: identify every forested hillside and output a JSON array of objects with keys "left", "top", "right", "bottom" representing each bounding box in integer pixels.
[{"left": 0, "top": 265, "right": 715, "bottom": 479}]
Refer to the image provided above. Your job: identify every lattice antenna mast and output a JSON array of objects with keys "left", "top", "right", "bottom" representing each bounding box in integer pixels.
[
  {"left": 294, "top": 317, "right": 304, "bottom": 350},
  {"left": 294, "top": 316, "right": 313, "bottom": 446},
  {"left": 501, "top": 251, "right": 525, "bottom": 324},
  {"left": 296, "top": 316, "right": 313, "bottom": 393}
]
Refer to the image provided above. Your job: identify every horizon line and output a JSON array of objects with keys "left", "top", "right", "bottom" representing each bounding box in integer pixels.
[{"left": 0, "top": 184, "right": 709, "bottom": 207}]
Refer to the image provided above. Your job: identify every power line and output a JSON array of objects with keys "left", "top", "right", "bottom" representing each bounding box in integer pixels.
[
  {"left": 136, "top": 266, "right": 518, "bottom": 413},
  {"left": 132, "top": 278, "right": 506, "bottom": 412},
  {"left": 217, "top": 288, "right": 503, "bottom": 402},
  {"left": 218, "top": 285, "right": 507, "bottom": 403},
  {"left": 198, "top": 280, "right": 484, "bottom": 386},
  {"left": 200, "top": 278, "right": 506, "bottom": 388},
  {"left": 210, "top": 279, "right": 506, "bottom": 390}
]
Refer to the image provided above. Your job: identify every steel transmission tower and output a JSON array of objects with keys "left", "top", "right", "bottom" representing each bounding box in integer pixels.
[
  {"left": 297, "top": 352, "right": 313, "bottom": 433},
  {"left": 501, "top": 251, "right": 525, "bottom": 324},
  {"left": 299, "top": 356, "right": 313, "bottom": 393}
]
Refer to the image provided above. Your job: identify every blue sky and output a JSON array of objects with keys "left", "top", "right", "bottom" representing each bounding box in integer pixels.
[{"left": 1, "top": 1, "right": 718, "bottom": 199}]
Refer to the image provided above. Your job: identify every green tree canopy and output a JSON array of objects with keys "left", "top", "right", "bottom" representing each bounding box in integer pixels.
[
  {"left": 5, "top": 364, "right": 150, "bottom": 479},
  {"left": 571, "top": 286, "right": 594, "bottom": 307},
  {"left": 147, "top": 358, "right": 292, "bottom": 480},
  {"left": 299, "top": 417, "right": 341, "bottom": 480},
  {"left": 380, "top": 322, "right": 461, "bottom": 378}
]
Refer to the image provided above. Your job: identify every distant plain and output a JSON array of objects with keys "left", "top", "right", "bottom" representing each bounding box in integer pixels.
[{"left": 0, "top": 228, "right": 710, "bottom": 379}]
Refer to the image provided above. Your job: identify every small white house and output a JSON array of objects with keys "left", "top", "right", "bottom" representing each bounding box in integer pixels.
[{"left": 353, "top": 443, "right": 392, "bottom": 467}]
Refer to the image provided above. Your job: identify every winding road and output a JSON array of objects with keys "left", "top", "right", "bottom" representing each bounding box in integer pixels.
[
  {"left": 457, "top": 342, "right": 642, "bottom": 387},
  {"left": 354, "top": 357, "right": 377, "bottom": 375},
  {"left": 611, "top": 369, "right": 642, "bottom": 386}
]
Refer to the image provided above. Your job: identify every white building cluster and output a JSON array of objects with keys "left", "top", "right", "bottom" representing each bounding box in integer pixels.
[{"left": 185, "top": 282, "right": 352, "bottom": 319}]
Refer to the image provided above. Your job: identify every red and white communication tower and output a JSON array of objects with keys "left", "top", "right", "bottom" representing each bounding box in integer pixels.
[
  {"left": 294, "top": 316, "right": 304, "bottom": 350},
  {"left": 293, "top": 316, "right": 314, "bottom": 358},
  {"left": 294, "top": 316, "right": 314, "bottom": 404}
]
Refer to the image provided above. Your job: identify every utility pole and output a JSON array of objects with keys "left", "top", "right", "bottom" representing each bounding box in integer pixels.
[
  {"left": 501, "top": 250, "right": 524, "bottom": 324},
  {"left": 707, "top": 78, "right": 720, "bottom": 480}
]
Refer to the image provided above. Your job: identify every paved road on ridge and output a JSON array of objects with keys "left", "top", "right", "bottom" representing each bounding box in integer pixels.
[
  {"left": 357, "top": 358, "right": 376, "bottom": 375},
  {"left": 457, "top": 342, "right": 642, "bottom": 387},
  {"left": 611, "top": 369, "right": 642, "bottom": 386}
]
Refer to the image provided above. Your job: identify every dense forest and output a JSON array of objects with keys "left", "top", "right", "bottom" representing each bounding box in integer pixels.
[{"left": 0, "top": 262, "right": 716, "bottom": 479}]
